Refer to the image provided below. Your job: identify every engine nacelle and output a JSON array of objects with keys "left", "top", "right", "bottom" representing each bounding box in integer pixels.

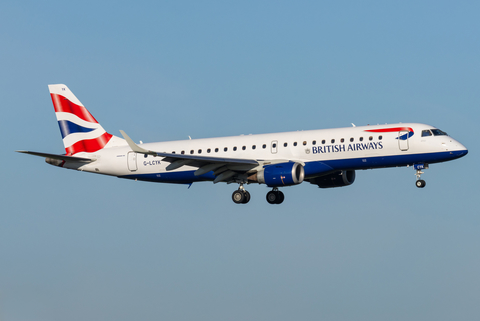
[
  {"left": 252, "top": 162, "right": 305, "bottom": 187},
  {"left": 310, "top": 170, "right": 355, "bottom": 188}
]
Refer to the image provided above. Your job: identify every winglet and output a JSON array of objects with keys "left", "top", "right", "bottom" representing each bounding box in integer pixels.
[{"left": 119, "top": 130, "right": 156, "bottom": 156}]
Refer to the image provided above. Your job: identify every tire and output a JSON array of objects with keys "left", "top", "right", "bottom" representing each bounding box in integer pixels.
[
  {"left": 416, "top": 180, "right": 426, "bottom": 188},
  {"left": 232, "top": 190, "right": 245, "bottom": 204},
  {"left": 276, "top": 191, "right": 285, "bottom": 204},
  {"left": 266, "top": 191, "right": 277, "bottom": 204},
  {"left": 242, "top": 191, "right": 251, "bottom": 204}
]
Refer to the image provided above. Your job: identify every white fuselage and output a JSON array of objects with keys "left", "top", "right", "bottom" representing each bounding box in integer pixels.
[{"left": 63, "top": 123, "right": 467, "bottom": 184}]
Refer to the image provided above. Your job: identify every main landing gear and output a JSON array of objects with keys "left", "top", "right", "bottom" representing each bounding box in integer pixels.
[
  {"left": 231, "top": 185, "right": 285, "bottom": 204},
  {"left": 232, "top": 183, "right": 251, "bottom": 204},
  {"left": 266, "top": 188, "right": 284, "bottom": 204},
  {"left": 414, "top": 164, "right": 428, "bottom": 188}
]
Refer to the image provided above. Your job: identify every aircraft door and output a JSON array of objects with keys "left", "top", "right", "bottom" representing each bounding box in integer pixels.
[
  {"left": 398, "top": 131, "right": 409, "bottom": 151},
  {"left": 271, "top": 141, "right": 278, "bottom": 154},
  {"left": 127, "top": 152, "right": 138, "bottom": 171}
]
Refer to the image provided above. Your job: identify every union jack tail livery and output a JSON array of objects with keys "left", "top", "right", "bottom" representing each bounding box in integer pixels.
[{"left": 48, "top": 84, "right": 123, "bottom": 155}]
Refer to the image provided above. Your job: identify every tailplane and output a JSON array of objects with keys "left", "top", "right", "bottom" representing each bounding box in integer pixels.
[{"left": 48, "top": 84, "right": 125, "bottom": 155}]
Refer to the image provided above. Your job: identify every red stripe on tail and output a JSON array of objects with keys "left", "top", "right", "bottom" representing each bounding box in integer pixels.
[
  {"left": 65, "top": 132, "right": 113, "bottom": 155},
  {"left": 51, "top": 93, "right": 99, "bottom": 123}
]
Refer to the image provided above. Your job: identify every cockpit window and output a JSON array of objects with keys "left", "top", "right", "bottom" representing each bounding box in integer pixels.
[
  {"left": 422, "top": 130, "right": 432, "bottom": 137},
  {"left": 431, "top": 129, "right": 448, "bottom": 136}
]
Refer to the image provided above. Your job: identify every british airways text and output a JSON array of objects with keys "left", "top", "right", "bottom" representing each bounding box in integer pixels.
[{"left": 312, "top": 142, "right": 383, "bottom": 154}]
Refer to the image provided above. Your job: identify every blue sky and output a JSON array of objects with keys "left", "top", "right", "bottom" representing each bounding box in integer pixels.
[{"left": 1, "top": 1, "right": 479, "bottom": 320}]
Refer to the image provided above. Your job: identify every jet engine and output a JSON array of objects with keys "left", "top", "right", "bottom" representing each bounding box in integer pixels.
[
  {"left": 249, "top": 162, "right": 305, "bottom": 187},
  {"left": 309, "top": 170, "right": 355, "bottom": 188}
]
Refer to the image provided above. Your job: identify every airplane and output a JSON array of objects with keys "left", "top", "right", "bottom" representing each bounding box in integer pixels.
[{"left": 17, "top": 84, "right": 468, "bottom": 204}]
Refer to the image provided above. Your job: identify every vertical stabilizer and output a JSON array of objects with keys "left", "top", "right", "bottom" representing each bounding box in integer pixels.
[{"left": 48, "top": 84, "right": 124, "bottom": 155}]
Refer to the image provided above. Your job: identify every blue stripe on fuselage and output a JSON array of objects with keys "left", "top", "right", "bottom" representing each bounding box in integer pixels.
[
  {"left": 317, "top": 149, "right": 468, "bottom": 172},
  {"left": 119, "top": 171, "right": 216, "bottom": 184},
  {"left": 118, "top": 150, "right": 467, "bottom": 184}
]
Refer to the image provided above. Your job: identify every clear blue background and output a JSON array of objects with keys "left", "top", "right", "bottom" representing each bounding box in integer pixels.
[{"left": 1, "top": 1, "right": 478, "bottom": 320}]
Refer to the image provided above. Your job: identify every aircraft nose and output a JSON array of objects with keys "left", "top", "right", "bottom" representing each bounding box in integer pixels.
[{"left": 453, "top": 141, "right": 468, "bottom": 158}]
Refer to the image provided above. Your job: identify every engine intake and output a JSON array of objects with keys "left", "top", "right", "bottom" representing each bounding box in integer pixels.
[
  {"left": 310, "top": 170, "right": 355, "bottom": 188},
  {"left": 251, "top": 162, "right": 305, "bottom": 187}
]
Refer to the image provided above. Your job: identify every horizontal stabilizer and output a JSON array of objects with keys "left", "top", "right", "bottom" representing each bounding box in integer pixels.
[{"left": 16, "top": 150, "right": 95, "bottom": 163}]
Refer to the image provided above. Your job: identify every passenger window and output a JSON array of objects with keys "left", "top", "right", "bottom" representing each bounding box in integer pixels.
[
  {"left": 262, "top": 144, "right": 266, "bottom": 149},
  {"left": 369, "top": 136, "right": 373, "bottom": 141},
  {"left": 303, "top": 141, "right": 307, "bottom": 145},
  {"left": 172, "top": 151, "right": 176, "bottom": 154},
  {"left": 242, "top": 146, "right": 246, "bottom": 150},
  {"left": 272, "top": 143, "right": 277, "bottom": 148},
  {"left": 181, "top": 151, "right": 185, "bottom": 154},
  {"left": 294, "top": 142, "right": 297, "bottom": 146},
  {"left": 207, "top": 149, "right": 211, "bottom": 153},
  {"left": 378, "top": 136, "right": 382, "bottom": 140},
  {"left": 284, "top": 142, "right": 288, "bottom": 147},
  {"left": 252, "top": 145, "right": 256, "bottom": 150},
  {"left": 331, "top": 139, "right": 335, "bottom": 144},
  {"left": 190, "top": 150, "right": 194, "bottom": 154},
  {"left": 312, "top": 140, "right": 316, "bottom": 145},
  {"left": 198, "top": 149, "right": 202, "bottom": 154},
  {"left": 215, "top": 148, "right": 219, "bottom": 152},
  {"left": 224, "top": 147, "right": 228, "bottom": 152},
  {"left": 350, "top": 137, "right": 354, "bottom": 142},
  {"left": 322, "top": 140, "right": 326, "bottom": 144},
  {"left": 340, "top": 138, "right": 344, "bottom": 143},
  {"left": 422, "top": 129, "right": 432, "bottom": 137},
  {"left": 359, "top": 137, "right": 363, "bottom": 141},
  {"left": 233, "top": 146, "right": 237, "bottom": 151}
]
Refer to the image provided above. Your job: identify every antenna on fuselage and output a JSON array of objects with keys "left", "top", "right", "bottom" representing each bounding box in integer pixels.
[{"left": 351, "top": 123, "right": 356, "bottom": 127}]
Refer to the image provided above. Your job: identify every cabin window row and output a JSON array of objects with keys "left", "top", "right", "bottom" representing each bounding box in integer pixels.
[
  {"left": 181, "top": 145, "right": 265, "bottom": 154},
  {"left": 278, "top": 135, "right": 383, "bottom": 148},
  {"left": 173, "top": 135, "right": 383, "bottom": 155}
]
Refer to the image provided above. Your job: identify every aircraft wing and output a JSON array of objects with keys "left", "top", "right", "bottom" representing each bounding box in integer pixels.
[
  {"left": 16, "top": 150, "right": 95, "bottom": 162},
  {"left": 119, "top": 130, "right": 271, "bottom": 182}
]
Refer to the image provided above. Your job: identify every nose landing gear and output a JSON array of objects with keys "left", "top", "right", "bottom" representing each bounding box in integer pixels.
[
  {"left": 416, "top": 179, "right": 426, "bottom": 188},
  {"left": 414, "top": 164, "right": 428, "bottom": 188}
]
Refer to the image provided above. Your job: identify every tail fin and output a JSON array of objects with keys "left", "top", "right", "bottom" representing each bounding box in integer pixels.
[{"left": 49, "top": 84, "right": 123, "bottom": 155}]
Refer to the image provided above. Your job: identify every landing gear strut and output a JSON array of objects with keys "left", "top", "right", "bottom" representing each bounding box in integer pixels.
[
  {"left": 414, "top": 164, "right": 428, "bottom": 188},
  {"left": 266, "top": 188, "right": 284, "bottom": 204},
  {"left": 232, "top": 183, "right": 251, "bottom": 204}
]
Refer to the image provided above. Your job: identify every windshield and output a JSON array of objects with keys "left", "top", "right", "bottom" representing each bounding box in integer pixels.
[
  {"left": 422, "top": 130, "right": 432, "bottom": 137},
  {"left": 431, "top": 129, "right": 448, "bottom": 136}
]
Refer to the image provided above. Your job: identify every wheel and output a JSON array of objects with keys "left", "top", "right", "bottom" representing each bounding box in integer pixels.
[
  {"left": 232, "top": 190, "right": 245, "bottom": 204},
  {"left": 266, "top": 191, "right": 284, "bottom": 204},
  {"left": 242, "top": 190, "right": 251, "bottom": 204},
  {"left": 276, "top": 191, "right": 284, "bottom": 204},
  {"left": 266, "top": 191, "right": 277, "bottom": 204},
  {"left": 416, "top": 180, "right": 426, "bottom": 188}
]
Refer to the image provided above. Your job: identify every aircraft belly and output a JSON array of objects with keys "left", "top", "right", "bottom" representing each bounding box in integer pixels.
[{"left": 119, "top": 170, "right": 215, "bottom": 184}]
